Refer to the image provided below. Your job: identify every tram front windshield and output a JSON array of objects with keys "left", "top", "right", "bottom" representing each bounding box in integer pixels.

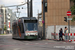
[{"left": 24, "top": 20, "right": 37, "bottom": 31}]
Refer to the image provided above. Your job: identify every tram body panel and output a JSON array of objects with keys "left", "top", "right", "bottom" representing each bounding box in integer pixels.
[{"left": 12, "top": 17, "right": 38, "bottom": 39}]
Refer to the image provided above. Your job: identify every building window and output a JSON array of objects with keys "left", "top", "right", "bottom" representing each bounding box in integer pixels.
[
  {"left": 39, "top": 18, "right": 42, "bottom": 21},
  {"left": 0, "top": 9, "right": 3, "bottom": 13}
]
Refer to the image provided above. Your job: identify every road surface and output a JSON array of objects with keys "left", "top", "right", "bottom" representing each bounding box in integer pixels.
[{"left": 0, "top": 34, "right": 75, "bottom": 50}]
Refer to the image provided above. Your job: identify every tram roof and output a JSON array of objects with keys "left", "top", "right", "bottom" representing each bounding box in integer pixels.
[{"left": 19, "top": 17, "right": 37, "bottom": 20}]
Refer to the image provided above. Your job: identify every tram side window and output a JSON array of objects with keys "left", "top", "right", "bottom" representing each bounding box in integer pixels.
[
  {"left": 13, "top": 25, "right": 16, "bottom": 34},
  {"left": 21, "top": 23, "right": 24, "bottom": 33},
  {"left": 18, "top": 23, "right": 24, "bottom": 33}
]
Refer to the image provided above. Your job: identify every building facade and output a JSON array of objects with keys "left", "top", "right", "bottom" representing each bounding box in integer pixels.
[
  {"left": 0, "top": 5, "right": 16, "bottom": 34},
  {"left": 42, "top": 0, "right": 75, "bottom": 39},
  {"left": 6, "top": 8, "right": 16, "bottom": 33},
  {"left": 0, "top": 5, "right": 4, "bottom": 34},
  {"left": 42, "top": 0, "right": 71, "bottom": 27}
]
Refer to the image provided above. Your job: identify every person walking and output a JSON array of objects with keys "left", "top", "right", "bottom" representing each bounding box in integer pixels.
[
  {"left": 59, "top": 28, "right": 63, "bottom": 41},
  {"left": 64, "top": 27, "right": 68, "bottom": 41}
]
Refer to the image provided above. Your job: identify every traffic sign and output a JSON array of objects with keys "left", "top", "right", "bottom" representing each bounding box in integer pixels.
[
  {"left": 67, "top": 18, "right": 72, "bottom": 20},
  {"left": 67, "top": 11, "right": 71, "bottom": 16},
  {"left": 42, "top": 20, "right": 44, "bottom": 23}
]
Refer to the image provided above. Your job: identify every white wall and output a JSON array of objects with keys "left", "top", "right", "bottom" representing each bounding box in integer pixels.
[
  {"left": 46, "top": 25, "right": 75, "bottom": 39},
  {"left": 46, "top": 26, "right": 54, "bottom": 39},
  {"left": 56, "top": 25, "right": 68, "bottom": 33}
]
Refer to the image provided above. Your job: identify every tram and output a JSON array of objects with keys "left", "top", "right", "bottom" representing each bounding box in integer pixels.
[{"left": 12, "top": 17, "right": 38, "bottom": 39}]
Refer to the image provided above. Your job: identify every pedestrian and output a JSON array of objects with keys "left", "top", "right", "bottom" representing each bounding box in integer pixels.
[
  {"left": 59, "top": 28, "right": 63, "bottom": 41},
  {"left": 64, "top": 27, "right": 68, "bottom": 41}
]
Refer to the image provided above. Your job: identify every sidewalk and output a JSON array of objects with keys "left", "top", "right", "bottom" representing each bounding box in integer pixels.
[
  {"left": 0, "top": 34, "right": 12, "bottom": 36},
  {"left": 44, "top": 39, "right": 73, "bottom": 43}
]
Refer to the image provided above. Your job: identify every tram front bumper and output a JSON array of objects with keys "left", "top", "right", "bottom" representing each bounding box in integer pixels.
[{"left": 24, "top": 36, "right": 38, "bottom": 39}]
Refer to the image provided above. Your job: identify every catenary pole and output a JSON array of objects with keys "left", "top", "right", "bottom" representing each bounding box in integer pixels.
[
  {"left": 30, "top": 0, "right": 33, "bottom": 17},
  {"left": 27, "top": 0, "right": 29, "bottom": 17},
  {"left": 43, "top": 0, "right": 45, "bottom": 39}
]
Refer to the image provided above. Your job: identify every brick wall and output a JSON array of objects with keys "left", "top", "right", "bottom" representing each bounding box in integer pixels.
[{"left": 42, "top": 0, "right": 70, "bottom": 27}]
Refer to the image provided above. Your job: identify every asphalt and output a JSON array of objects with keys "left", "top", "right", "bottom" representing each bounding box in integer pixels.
[{"left": 0, "top": 34, "right": 75, "bottom": 50}]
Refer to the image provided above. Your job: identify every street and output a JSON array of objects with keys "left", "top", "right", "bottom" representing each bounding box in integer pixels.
[{"left": 0, "top": 34, "right": 75, "bottom": 50}]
